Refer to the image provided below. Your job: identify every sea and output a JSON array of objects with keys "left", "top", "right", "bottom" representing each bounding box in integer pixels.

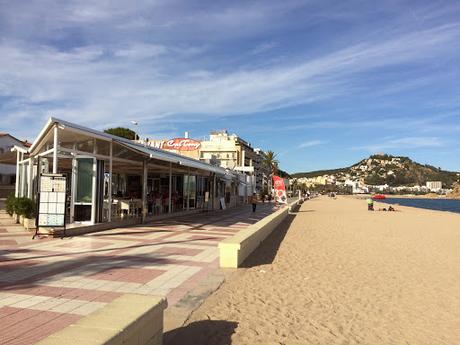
[{"left": 379, "top": 198, "right": 460, "bottom": 214}]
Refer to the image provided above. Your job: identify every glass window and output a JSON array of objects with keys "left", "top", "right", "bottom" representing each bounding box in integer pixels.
[
  {"left": 25, "top": 163, "right": 30, "bottom": 197},
  {"left": 77, "top": 140, "right": 94, "bottom": 153},
  {"left": 183, "top": 175, "right": 197, "bottom": 209},
  {"left": 76, "top": 158, "right": 94, "bottom": 203},
  {"left": 112, "top": 173, "right": 127, "bottom": 197},
  {"left": 95, "top": 139, "right": 110, "bottom": 156},
  {"left": 173, "top": 175, "right": 183, "bottom": 212}
]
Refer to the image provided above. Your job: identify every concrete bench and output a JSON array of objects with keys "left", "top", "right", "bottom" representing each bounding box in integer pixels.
[
  {"left": 218, "top": 200, "right": 299, "bottom": 268},
  {"left": 37, "top": 294, "right": 167, "bottom": 345}
]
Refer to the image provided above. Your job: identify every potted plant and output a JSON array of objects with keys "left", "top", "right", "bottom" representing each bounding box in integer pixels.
[
  {"left": 15, "top": 197, "right": 27, "bottom": 225},
  {"left": 5, "top": 194, "right": 20, "bottom": 223},
  {"left": 15, "top": 197, "right": 37, "bottom": 230}
]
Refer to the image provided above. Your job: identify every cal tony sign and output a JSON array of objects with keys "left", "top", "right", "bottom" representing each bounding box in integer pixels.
[{"left": 148, "top": 138, "right": 201, "bottom": 151}]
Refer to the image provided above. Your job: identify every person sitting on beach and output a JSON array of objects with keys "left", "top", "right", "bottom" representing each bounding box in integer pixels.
[
  {"left": 367, "top": 198, "right": 374, "bottom": 211},
  {"left": 388, "top": 206, "right": 395, "bottom": 211}
]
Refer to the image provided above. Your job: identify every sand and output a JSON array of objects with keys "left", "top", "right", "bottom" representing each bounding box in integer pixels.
[{"left": 166, "top": 196, "right": 460, "bottom": 345}]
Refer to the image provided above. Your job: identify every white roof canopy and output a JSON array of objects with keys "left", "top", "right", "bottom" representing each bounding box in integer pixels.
[{"left": 29, "top": 117, "right": 234, "bottom": 176}]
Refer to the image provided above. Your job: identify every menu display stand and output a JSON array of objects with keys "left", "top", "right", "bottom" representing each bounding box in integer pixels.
[{"left": 34, "top": 173, "right": 67, "bottom": 239}]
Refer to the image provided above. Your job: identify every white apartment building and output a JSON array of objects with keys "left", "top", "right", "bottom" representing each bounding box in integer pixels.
[
  {"left": 199, "top": 130, "right": 263, "bottom": 193},
  {"left": 0, "top": 133, "right": 30, "bottom": 197},
  {"left": 426, "top": 181, "right": 442, "bottom": 191}
]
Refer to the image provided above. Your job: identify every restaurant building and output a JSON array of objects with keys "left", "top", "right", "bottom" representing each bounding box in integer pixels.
[{"left": 14, "top": 118, "right": 243, "bottom": 231}]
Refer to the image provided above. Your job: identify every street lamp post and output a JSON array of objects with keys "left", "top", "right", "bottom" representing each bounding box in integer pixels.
[{"left": 131, "top": 120, "right": 139, "bottom": 141}]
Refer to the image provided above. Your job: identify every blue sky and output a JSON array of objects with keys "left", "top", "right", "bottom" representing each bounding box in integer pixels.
[{"left": 1, "top": 0, "right": 460, "bottom": 173}]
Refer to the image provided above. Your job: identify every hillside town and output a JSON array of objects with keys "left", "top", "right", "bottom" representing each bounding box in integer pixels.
[{"left": 290, "top": 155, "right": 460, "bottom": 196}]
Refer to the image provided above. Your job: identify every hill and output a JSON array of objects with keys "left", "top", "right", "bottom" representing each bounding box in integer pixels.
[
  {"left": 277, "top": 168, "right": 291, "bottom": 179},
  {"left": 448, "top": 183, "right": 460, "bottom": 199},
  {"left": 292, "top": 154, "right": 460, "bottom": 188}
]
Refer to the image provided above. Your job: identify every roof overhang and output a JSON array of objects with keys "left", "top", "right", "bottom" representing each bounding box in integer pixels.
[{"left": 29, "top": 117, "right": 232, "bottom": 175}]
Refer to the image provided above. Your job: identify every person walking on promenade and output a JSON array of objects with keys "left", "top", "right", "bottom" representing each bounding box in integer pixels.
[{"left": 250, "top": 193, "right": 258, "bottom": 213}]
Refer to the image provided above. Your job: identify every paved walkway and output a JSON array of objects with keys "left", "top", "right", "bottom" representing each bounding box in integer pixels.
[{"left": 0, "top": 204, "right": 279, "bottom": 345}]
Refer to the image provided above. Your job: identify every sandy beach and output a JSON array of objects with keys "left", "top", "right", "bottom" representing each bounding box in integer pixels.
[{"left": 166, "top": 196, "right": 460, "bottom": 345}]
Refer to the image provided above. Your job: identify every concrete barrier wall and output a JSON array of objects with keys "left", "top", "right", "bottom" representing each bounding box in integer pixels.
[
  {"left": 219, "top": 200, "right": 299, "bottom": 268},
  {"left": 37, "top": 294, "right": 167, "bottom": 345}
]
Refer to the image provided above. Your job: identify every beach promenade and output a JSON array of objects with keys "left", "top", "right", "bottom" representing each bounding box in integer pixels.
[
  {"left": 168, "top": 196, "right": 460, "bottom": 344},
  {"left": 0, "top": 203, "right": 278, "bottom": 344}
]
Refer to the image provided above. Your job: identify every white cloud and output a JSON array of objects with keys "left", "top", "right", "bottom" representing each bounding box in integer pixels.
[
  {"left": 113, "top": 43, "right": 167, "bottom": 59},
  {"left": 251, "top": 42, "right": 277, "bottom": 55},
  {"left": 1, "top": 2, "right": 460, "bottom": 140},
  {"left": 355, "top": 136, "right": 445, "bottom": 152},
  {"left": 297, "top": 140, "right": 325, "bottom": 149}
]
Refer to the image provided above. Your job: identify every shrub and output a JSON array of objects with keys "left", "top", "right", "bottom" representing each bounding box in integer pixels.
[
  {"left": 15, "top": 197, "right": 37, "bottom": 219},
  {"left": 104, "top": 127, "right": 137, "bottom": 140},
  {"left": 5, "top": 194, "right": 17, "bottom": 216}
]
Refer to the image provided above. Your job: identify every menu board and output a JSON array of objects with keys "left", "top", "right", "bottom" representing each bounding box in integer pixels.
[{"left": 38, "top": 174, "right": 66, "bottom": 227}]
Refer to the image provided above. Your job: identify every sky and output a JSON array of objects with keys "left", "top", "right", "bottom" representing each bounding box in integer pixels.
[{"left": 1, "top": 0, "right": 460, "bottom": 173}]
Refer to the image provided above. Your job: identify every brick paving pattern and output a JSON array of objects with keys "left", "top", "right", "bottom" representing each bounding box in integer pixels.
[{"left": 0, "top": 204, "right": 278, "bottom": 344}]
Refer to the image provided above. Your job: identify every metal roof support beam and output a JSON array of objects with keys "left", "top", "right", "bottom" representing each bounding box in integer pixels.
[
  {"left": 58, "top": 147, "right": 143, "bottom": 166},
  {"left": 108, "top": 142, "right": 113, "bottom": 222},
  {"left": 28, "top": 158, "right": 34, "bottom": 199},
  {"left": 168, "top": 162, "right": 172, "bottom": 214},
  {"left": 37, "top": 148, "right": 55, "bottom": 158},
  {"left": 187, "top": 167, "right": 191, "bottom": 211},
  {"left": 15, "top": 151, "right": 20, "bottom": 197},
  {"left": 53, "top": 125, "right": 58, "bottom": 174},
  {"left": 142, "top": 160, "right": 148, "bottom": 223},
  {"left": 20, "top": 159, "right": 26, "bottom": 197}
]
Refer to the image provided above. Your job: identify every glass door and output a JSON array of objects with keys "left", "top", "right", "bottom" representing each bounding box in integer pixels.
[
  {"left": 183, "top": 175, "right": 197, "bottom": 210},
  {"left": 72, "top": 157, "right": 96, "bottom": 224},
  {"left": 189, "top": 175, "right": 196, "bottom": 209}
]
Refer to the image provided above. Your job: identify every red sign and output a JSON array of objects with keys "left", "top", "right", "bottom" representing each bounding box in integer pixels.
[
  {"left": 272, "top": 175, "right": 287, "bottom": 204},
  {"left": 163, "top": 138, "right": 201, "bottom": 151}
]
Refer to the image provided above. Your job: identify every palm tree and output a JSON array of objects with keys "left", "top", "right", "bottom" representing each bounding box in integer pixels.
[{"left": 263, "top": 150, "right": 279, "bottom": 193}]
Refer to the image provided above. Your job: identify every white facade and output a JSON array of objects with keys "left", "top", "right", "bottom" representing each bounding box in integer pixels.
[
  {"left": 426, "top": 181, "right": 442, "bottom": 191},
  {"left": 344, "top": 179, "right": 369, "bottom": 194},
  {"left": 0, "top": 134, "right": 25, "bottom": 185},
  {"left": 199, "top": 130, "right": 260, "bottom": 193}
]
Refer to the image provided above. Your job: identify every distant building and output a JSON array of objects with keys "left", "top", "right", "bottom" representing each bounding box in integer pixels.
[
  {"left": 0, "top": 133, "right": 30, "bottom": 197},
  {"left": 426, "top": 181, "right": 442, "bottom": 192},
  {"left": 344, "top": 179, "right": 369, "bottom": 194},
  {"left": 254, "top": 148, "right": 270, "bottom": 193},
  {"left": 199, "top": 130, "right": 258, "bottom": 194}
]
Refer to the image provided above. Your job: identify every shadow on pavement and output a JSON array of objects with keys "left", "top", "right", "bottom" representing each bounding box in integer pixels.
[
  {"left": 240, "top": 213, "right": 296, "bottom": 268},
  {"left": 164, "top": 320, "right": 238, "bottom": 345}
]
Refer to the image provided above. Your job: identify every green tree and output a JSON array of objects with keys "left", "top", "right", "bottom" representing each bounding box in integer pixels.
[
  {"left": 263, "top": 150, "right": 279, "bottom": 192},
  {"left": 263, "top": 150, "right": 279, "bottom": 174},
  {"left": 104, "top": 127, "right": 138, "bottom": 140}
]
